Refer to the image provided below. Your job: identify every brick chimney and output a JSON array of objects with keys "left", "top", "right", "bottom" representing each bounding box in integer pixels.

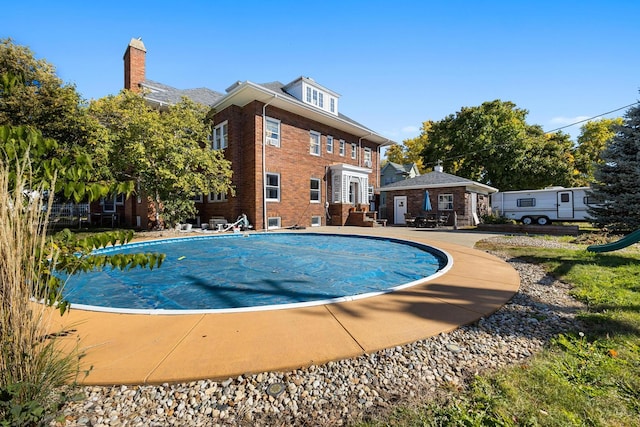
[{"left": 123, "top": 38, "right": 146, "bottom": 92}]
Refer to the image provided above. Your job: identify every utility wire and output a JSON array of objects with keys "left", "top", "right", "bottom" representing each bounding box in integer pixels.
[
  {"left": 419, "top": 101, "right": 640, "bottom": 168},
  {"left": 544, "top": 101, "right": 639, "bottom": 133}
]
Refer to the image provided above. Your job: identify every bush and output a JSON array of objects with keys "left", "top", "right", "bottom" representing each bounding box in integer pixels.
[{"left": 481, "top": 212, "right": 514, "bottom": 224}]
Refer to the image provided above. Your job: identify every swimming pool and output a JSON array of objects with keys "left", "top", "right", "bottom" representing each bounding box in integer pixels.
[{"left": 63, "top": 233, "right": 452, "bottom": 314}]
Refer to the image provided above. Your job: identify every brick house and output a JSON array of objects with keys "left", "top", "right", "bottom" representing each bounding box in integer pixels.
[
  {"left": 379, "top": 164, "right": 498, "bottom": 226},
  {"left": 109, "top": 38, "right": 394, "bottom": 230},
  {"left": 379, "top": 161, "right": 421, "bottom": 220}
]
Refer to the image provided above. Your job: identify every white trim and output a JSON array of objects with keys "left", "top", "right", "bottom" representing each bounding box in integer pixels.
[
  {"left": 265, "top": 172, "right": 280, "bottom": 202},
  {"left": 267, "top": 217, "right": 281, "bottom": 229},
  {"left": 438, "top": 193, "right": 454, "bottom": 210},
  {"left": 380, "top": 182, "right": 499, "bottom": 194},
  {"left": 212, "top": 121, "right": 228, "bottom": 150},
  {"left": 265, "top": 116, "right": 280, "bottom": 147},
  {"left": 309, "top": 130, "right": 321, "bottom": 156},
  {"left": 310, "top": 178, "right": 321, "bottom": 203},
  {"left": 211, "top": 81, "right": 394, "bottom": 146},
  {"left": 207, "top": 192, "right": 227, "bottom": 203}
]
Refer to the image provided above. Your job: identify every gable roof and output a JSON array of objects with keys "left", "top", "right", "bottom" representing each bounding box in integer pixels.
[
  {"left": 379, "top": 170, "right": 499, "bottom": 194},
  {"left": 382, "top": 161, "right": 418, "bottom": 175},
  {"left": 140, "top": 80, "right": 225, "bottom": 108},
  {"left": 137, "top": 76, "right": 395, "bottom": 146}
]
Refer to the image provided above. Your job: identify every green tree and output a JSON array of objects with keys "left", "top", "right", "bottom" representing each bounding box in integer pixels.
[
  {"left": 0, "top": 39, "right": 97, "bottom": 152},
  {"left": 1, "top": 125, "right": 162, "bottom": 312},
  {"left": 573, "top": 117, "right": 624, "bottom": 186},
  {"left": 588, "top": 102, "right": 640, "bottom": 231},
  {"left": 88, "top": 91, "right": 233, "bottom": 228},
  {"left": 386, "top": 121, "right": 433, "bottom": 173},
  {"left": 421, "top": 100, "right": 575, "bottom": 190}
]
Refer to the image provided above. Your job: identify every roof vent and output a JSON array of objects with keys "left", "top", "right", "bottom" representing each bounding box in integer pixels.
[{"left": 434, "top": 160, "right": 444, "bottom": 173}]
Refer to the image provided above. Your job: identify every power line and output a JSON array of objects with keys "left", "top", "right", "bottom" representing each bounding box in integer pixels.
[
  {"left": 417, "top": 101, "right": 640, "bottom": 168},
  {"left": 544, "top": 101, "right": 639, "bottom": 133}
]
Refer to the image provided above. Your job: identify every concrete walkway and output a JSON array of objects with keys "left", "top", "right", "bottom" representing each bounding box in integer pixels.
[{"left": 50, "top": 227, "right": 519, "bottom": 385}]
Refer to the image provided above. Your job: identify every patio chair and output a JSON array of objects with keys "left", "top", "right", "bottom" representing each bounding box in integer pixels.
[
  {"left": 404, "top": 213, "right": 417, "bottom": 227},
  {"left": 438, "top": 214, "right": 450, "bottom": 227}
]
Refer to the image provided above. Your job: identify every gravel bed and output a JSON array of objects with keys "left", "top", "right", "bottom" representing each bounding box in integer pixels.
[{"left": 51, "top": 236, "right": 585, "bottom": 426}]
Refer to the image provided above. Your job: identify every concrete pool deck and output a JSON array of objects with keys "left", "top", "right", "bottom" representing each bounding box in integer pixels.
[{"left": 49, "top": 226, "right": 519, "bottom": 386}]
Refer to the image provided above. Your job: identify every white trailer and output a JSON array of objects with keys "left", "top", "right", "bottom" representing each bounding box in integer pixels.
[{"left": 491, "top": 186, "right": 594, "bottom": 225}]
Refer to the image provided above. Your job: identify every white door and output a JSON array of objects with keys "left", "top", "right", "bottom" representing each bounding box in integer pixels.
[
  {"left": 471, "top": 193, "right": 479, "bottom": 225},
  {"left": 557, "top": 191, "right": 574, "bottom": 219},
  {"left": 394, "top": 196, "right": 407, "bottom": 224}
]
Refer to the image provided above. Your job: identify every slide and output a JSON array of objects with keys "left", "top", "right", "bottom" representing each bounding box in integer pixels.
[{"left": 587, "top": 228, "right": 640, "bottom": 253}]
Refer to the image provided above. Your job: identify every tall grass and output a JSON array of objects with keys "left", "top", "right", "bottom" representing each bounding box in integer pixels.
[{"left": 0, "top": 157, "right": 80, "bottom": 424}]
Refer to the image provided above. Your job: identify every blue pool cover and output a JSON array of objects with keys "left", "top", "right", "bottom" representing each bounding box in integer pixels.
[{"left": 62, "top": 233, "right": 449, "bottom": 312}]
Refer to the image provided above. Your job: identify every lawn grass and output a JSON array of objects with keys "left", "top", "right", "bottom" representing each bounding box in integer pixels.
[{"left": 358, "top": 238, "right": 640, "bottom": 426}]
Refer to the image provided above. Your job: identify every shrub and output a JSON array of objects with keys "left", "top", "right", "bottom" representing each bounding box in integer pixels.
[{"left": 481, "top": 212, "right": 514, "bottom": 224}]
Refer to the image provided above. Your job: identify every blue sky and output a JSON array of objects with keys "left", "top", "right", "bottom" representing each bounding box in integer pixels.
[{"left": 3, "top": 0, "right": 639, "bottom": 144}]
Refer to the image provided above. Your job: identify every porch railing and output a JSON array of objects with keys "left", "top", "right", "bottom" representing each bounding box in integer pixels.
[{"left": 47, "top": 203, "right": 90, "bottom": 228}]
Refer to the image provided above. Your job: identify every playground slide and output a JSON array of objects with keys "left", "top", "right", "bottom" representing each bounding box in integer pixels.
[{"left": 587, "top": 228, "right": 640, "bottom": 253}]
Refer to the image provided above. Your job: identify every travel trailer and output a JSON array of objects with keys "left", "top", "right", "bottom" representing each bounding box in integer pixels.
[{"left": 491, "top": 187, "right": 594, "bottom": 225}]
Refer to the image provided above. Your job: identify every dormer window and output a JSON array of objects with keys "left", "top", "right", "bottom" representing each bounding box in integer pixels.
[{"left": 284, "top": 77, "right": 339, "bottom": 116}]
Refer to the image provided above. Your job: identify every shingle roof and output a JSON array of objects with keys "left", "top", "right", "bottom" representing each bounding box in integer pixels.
[
  {"left": 138, "top": 78, "right": 385, "bottom": 142},
  {"left": 385, "top": 162, "right": 416, "bottom": 175},
  {"left": 255, "top": 81, "right": 376, "bottom": 132},
  {"left": 141, "top": 80, "right": 225, "bottom": 106},
  {"left": 380, "top": 170, "right": 496, "bottom": 192}
]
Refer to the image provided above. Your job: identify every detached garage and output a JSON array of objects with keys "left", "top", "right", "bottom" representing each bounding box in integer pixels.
[{"left": 379, "top": 165, "right": 498, "bottom": 226}]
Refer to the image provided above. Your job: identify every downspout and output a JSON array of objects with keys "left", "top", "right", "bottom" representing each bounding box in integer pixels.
[
  {"left": 262, "top": 94, "right": 277, "bottom": 231},
  {"left": 324, "top": 165, "right": 331, "bottom": 224}
]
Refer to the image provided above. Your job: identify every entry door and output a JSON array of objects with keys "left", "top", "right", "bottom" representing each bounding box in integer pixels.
[
  {"left": 557, "top": 191, "right": 574, "bottom": 218},
  {"left": 394, "top": 196, "right": 407, "bottom": 224},
  {"left": 470, "top": 193, "right": 479, "bottom": 225}
]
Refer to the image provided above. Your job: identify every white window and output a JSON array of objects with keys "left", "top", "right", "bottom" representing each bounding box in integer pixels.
[
  {"left": 318, "top": 92, "right": 324, "bottom": 108},
  {"left": 364, "top": 148, "right": 372, "bottom": 167},
  {"left": 208, "top": 192, "right": 227, "bottom": 202},
  {"left": 192, "top": 193, "right": 203, "bottom": 203},
  {"left": 339, "top": 139, "right": 345, "bottom": 156},
  {"left": 326, "top": 136, "right": 333, "bottom": 153},
  {"left": 517, "top": 198, "right": 536, "bottom": 207},
  {"left": 268, "top": 217, "right": 281, "bottom": 229},
  {"left": 351, "top": 143, "right": 357, "bottom": 159},
  {"left": 266, "top": 173, "right": 280, "bottom": 202},
  {"left": 330, "top": 98, "right": 335, "bottom": 113},
  {"left": 310, "top": 131, "right": 321, "bottom": 156},
  {"left": 438, "top": 194, "right": 454, "bottom": 210},
  {"left": 101, "top": 194, "right": 125, "bottom": 213},
  {"left": 212, "top": 121, "right": 228, "bottom": 150},
  {"left": 306, "top": 87, "right": 312, "bottom": 103},
  {"left": 265, "top": 117, "right": 280, "bottom": 147},
  {"left": 311, "top": 216, "right": 321, "bottom": 226},
  {"left": 368, "top": 185, "right": 374, "bottom": 201},
  {"left": 310, "top": 178, "right": 321, "bottom": 202}
]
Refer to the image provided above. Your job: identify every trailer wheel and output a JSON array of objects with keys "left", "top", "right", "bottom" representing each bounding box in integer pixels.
[
  {"left": 536, "top": 217, "right": 550, "bottom": 226},
  {"left": 521, "top": 216, "right": 533, "bottom": 225}
]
